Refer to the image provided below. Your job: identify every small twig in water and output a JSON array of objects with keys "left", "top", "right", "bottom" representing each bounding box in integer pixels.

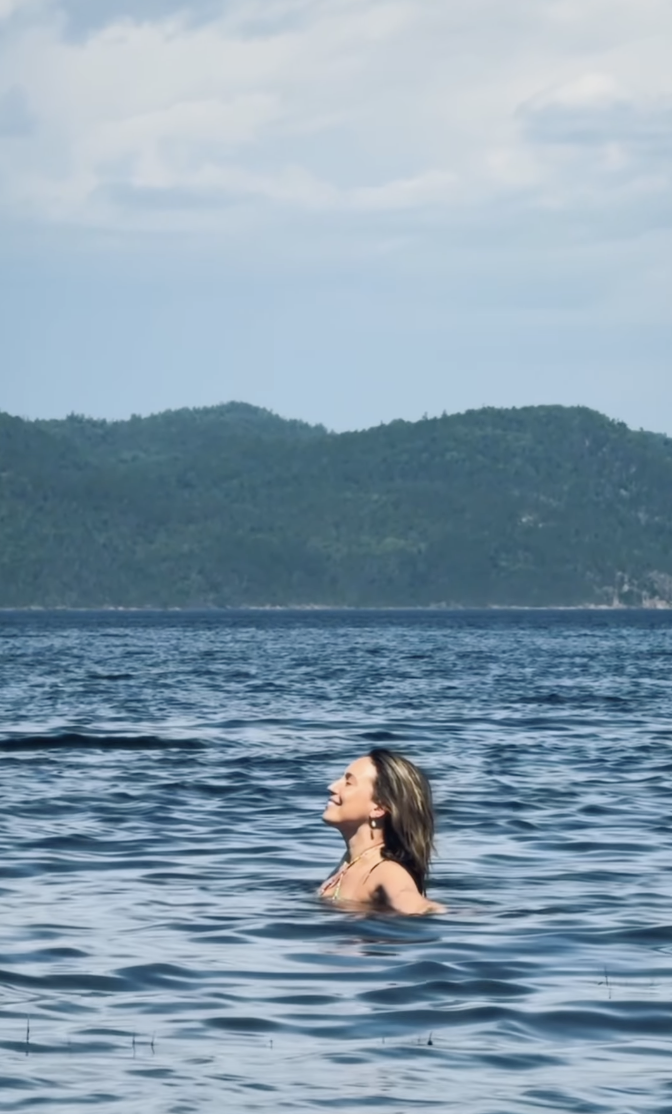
[{"left": 599, "top": 968, "right": 613, "bottom": 999}]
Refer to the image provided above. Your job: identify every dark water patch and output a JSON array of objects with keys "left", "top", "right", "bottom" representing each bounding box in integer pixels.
[
  {"left": 24, "top": 835, "right": 122, "bottom": 853},
  {"left": 356, "top": 976, "right": 527, "bottom": 1005},
  {"left": 270, "top": 993, "right": 337, "bottom": 1006},
  {"left": 113, "top": 964, "right": 208, "bottom": 989},
  {"left": 0, "top": 946, "right": 87, "bottom": 963},
  {"left": 161, "top": 781, "right": 241, "bottom": 798},
  {"left": 0, "top": 733, "right": 204, "bottom": 751},
  {"left": 516, "top": 692, "right": 566, "bottom": 704},
  {"left": 593, "top": 924, "right": 672, "bottom": 947},
  {"left": 206, "top": 1015, "right": 281, "bottom": 1033},
  {"left": 86, "top": 672, "right": 134, "bottom": 681},
  {"left": 0, "top": 967, "right": 131, "bottom": 993},
  {"left": 533, "top": 1003, "right": 672, "bottom": 1039}
]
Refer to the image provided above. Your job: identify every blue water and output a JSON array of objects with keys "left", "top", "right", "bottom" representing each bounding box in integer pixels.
[{"left": 1, "top": 610, "right": 671, "bottom": 1113}]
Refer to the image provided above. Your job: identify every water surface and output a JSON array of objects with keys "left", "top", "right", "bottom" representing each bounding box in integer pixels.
[{"left": 1, "top": 610, "right": 671, "bottom": 1112}]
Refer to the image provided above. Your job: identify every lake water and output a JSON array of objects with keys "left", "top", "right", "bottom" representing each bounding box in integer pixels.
[{"left": 1, "top": 609, "right": 671, "bottom": 1113}]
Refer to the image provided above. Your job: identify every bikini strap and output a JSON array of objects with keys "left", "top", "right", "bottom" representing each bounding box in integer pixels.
[{"left": 364, "top": 859, "right": 386, "bottom": 883}]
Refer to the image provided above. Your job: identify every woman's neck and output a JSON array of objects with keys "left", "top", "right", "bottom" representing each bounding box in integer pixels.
[{"left": 345, "top": 827, "right": 385, "bottom": 862}]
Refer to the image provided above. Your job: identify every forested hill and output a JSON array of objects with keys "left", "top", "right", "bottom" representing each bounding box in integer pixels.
[{"left": 1, "top": 402, "right": 672, "bottom": 608}]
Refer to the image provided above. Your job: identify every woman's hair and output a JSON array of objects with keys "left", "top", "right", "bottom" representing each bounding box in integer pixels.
[{"left": 369, "top": 748, "right": 435, "bottom": 894}]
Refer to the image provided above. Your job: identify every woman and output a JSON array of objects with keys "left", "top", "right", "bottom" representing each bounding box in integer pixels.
[{"left": 320, "top": 748, "right": 444, "bottom": 914}]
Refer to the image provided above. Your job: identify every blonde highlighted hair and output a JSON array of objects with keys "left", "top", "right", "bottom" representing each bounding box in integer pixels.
[{"left": 369, "top": 748, "right": 435, "bottom": 894}]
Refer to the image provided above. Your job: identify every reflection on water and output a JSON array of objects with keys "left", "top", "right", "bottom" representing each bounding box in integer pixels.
[{"left": 1, "top": 609, "right": 671, "bottom": 1112}]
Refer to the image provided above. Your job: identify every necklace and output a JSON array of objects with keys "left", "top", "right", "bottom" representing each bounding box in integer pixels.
[{"left": 320, "top": 845, "right": 384, "bottom": 902}]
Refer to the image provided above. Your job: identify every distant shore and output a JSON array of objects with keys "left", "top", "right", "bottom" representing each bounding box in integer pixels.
[
  {"left": 3, "top": 405, "right": 672, "bottom": 613},
  {"left": 2, "top": 603, "right": 671, "bottom": 613}
]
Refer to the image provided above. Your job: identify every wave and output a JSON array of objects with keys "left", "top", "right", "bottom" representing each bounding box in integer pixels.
[{"left": 0, "top": 732, "right": 204, "bottom": 751}]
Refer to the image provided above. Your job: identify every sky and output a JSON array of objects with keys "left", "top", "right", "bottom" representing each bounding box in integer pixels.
[{"left": 1, "top": 0, "right": 670, "bottom": 433}]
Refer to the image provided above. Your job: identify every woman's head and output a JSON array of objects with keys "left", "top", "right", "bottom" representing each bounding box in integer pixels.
[
  {"left": 323, "top": 754, "right": 384, "bottom": 831},
  {"left": 322, "top": 748, "right": 435, "bottom": 893}
]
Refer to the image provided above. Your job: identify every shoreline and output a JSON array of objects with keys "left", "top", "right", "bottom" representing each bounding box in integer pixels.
[{"left": 1, "top": 603, "right": 671, "bottom": 613}]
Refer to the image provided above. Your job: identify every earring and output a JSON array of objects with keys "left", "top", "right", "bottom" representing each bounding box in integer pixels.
[{"left": 369, "top": 817, "right": 377, "bottom": 839}]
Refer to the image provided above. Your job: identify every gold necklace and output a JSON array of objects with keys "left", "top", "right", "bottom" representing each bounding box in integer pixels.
[{"left": 321, "top": 845, "right": 384, "bottom": 901}]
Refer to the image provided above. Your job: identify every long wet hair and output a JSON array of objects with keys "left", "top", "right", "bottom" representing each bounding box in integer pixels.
[{"left": 369, "top": 748, "right": 435, "bottom": 894}]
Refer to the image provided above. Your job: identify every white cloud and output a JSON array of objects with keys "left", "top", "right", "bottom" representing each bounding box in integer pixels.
[
  {"left": 0, "top": 0, "right": 670, "bottom": 241},
  {"left": 530, "top": 73, "right": 626, "bottom": 111},
  {"left": 0, "top": 0, "right": 36, "bottom": 18}
]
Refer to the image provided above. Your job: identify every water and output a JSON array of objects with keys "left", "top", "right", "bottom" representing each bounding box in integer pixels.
[{"left": 1, "top": 609, "right": 671, "bottom": 1113}]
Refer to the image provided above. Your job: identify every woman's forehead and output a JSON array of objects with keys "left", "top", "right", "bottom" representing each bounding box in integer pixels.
[{"left": 345, "top": 755, "right": 376, "bottom": 781}]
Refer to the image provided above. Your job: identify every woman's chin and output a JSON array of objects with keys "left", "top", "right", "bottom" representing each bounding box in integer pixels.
[{"left": 322, "top": 804, "right": 339, "bottom": 825}]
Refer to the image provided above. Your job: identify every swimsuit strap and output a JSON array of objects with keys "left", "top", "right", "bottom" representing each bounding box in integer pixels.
[
  {"left": 320, "top": 848, "right": 383, "bottom": 901},
  {"left": 364, "top": 859, "right": 386, "bottom": 883}
]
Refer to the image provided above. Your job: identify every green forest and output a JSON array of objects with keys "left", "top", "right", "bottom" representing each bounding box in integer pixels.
[{"left": 1, "top": 402, "right": 671, "bottom": 608}]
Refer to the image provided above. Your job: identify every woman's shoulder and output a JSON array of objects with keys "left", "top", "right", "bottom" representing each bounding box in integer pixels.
[
  {"left": 364, "top": 858, "right": 419, "bottom": 893},
  {"left": 365, "top": 859, "right": 444, "bottom": 915}
]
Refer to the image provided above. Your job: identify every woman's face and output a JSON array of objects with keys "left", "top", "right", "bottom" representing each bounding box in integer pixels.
[{"left": 322, "top": 755, "right": 382, "bottom": 829}]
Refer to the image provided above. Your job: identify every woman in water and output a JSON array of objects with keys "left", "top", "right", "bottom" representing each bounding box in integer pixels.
[{"left": 320, "top": 748, "right": 444, "bottom": 914}]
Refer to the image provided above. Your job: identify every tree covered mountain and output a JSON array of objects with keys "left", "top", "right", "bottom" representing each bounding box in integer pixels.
[{"left": 1, "top": 402, "right": 671, "bottom": 608}]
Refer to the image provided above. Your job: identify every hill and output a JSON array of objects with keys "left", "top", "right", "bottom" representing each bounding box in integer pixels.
[{"left": 1, "top": 403, "right": 671, "bottom": 607}]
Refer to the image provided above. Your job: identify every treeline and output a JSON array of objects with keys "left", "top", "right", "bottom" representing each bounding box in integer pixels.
[{"left": 1, "top": 401, "right": 672, "bottom": 607}]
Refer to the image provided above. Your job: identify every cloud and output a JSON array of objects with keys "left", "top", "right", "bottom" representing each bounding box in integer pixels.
[
  {"left": 58, "top": 0, "right": 224, "bottom": 36},
  {"left": 0, "top": 85, "right": 34, "bottom": 135},
  {"left": 522, "top": 75, "right": 672, "bottom": 157},
  {"left": 0, "top": 0, "right": 36, "bottom": 18},
  {"left": 55, "top": 0, "right": 302, "bottom": 39},
  {"left": 513, "top": 74, "right": 672, "bottom": 218},
  {"left": 0, "top": 0, "right": 670, "bottom": 247}
]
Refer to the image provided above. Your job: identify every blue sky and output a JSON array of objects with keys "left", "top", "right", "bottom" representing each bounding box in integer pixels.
[{"left": 1, "top": 0, "right": 670, "bottom": 432}]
